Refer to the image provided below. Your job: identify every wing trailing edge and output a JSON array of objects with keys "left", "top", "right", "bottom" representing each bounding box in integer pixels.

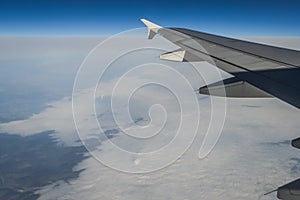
[{"left": 199, "top": 77, "right": 272, "bottom": 98}]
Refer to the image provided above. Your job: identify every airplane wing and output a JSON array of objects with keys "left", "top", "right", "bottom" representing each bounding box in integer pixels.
[
  {"left": 141, "top": 19, "right": 300, "bottom": 200},
  {"left": 141, "top": 19, "right": 300, "bottom": 109}
]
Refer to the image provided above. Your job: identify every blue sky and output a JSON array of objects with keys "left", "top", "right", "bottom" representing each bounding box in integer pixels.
[{"left": 0, "top": 0, "right": 299, "bottom": 36}]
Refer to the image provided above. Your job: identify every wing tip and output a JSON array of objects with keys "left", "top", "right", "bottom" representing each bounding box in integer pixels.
[
  {"left": 140, "top": 19, "right": 162, "bottom": 39},
  {"left": 140, "top": 19, "right": 161, "bottom": 29}
]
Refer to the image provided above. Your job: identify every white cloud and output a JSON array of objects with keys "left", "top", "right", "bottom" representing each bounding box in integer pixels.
[{"left": 33, "top": 96, "right": 300, "bottom": 200}]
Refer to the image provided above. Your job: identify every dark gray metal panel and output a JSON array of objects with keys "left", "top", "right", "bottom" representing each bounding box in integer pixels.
[
  {"left": 278, "top": 178, "right": 300, "bottom": 200},
  {"left": 291, "top": 138, "right": 300, "bottom": 149},
  {"left": 222, "top": 61, "right": 300, "bottom": 109}
]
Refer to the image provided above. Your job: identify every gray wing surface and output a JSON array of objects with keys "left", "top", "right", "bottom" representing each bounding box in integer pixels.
[{"left": 141, "top": 19, "right": 300, "bottom": 109}]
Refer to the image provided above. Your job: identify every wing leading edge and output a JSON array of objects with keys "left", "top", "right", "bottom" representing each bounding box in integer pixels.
[{"left": 141, "top": 19, "right": 300, "bottom": 200}]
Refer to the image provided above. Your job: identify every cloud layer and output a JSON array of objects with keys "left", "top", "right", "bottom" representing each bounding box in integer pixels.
[{"left": 0, "top": 36, "right": 300, "bottom": 199}]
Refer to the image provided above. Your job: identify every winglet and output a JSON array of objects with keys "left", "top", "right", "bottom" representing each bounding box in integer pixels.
[{"left": 140, "top": 19, "right": 162, "bottom": 39}]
